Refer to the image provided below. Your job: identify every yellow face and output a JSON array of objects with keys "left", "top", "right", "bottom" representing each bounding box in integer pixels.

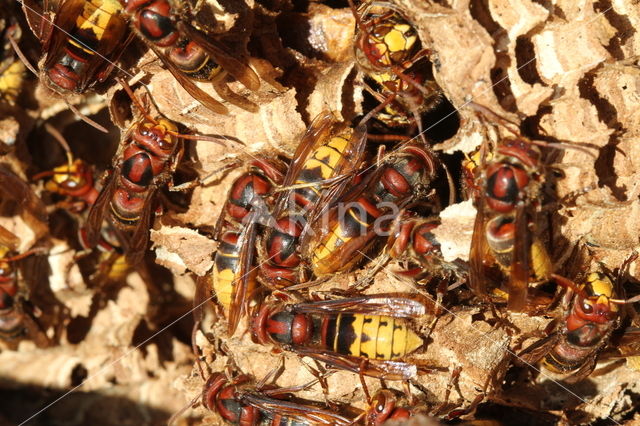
[
  {"left": 360, "top": 7, "right": 419, "bottom": 70},
  {"left": 376, "top": 23, "right": 418, "bottom": 66},
  {"left": 463, "top": 149, "right": 494, "bottom": 177},
  {"left": 156, "top": 117, "right": 179, "bottom": 134},
  {"left": 462, "top": 151, "right": 479, "bottom": 176},
  {"left": 135, "top": 118, "right": 180, "bottom": 151},
  {"left": 585, "top": 272, "right": 618, "bottom": 313},
  {"left": 49, "top": 159, "right": 87, "bottom": 190},
  {"left": 363, "top": 23, "right": 417, "bottom": 86}
]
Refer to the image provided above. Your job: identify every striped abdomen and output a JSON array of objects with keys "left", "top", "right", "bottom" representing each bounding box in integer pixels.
[
  {"left": 293, "top": 134, "right": 351, "bottom": 210},
  {"left": 543, "top": 323, "right": 610, "bottom": 374},
  {"left": 109, "top": 118, "right": 178, "bottom": 229},
  {"left": 125, "top": 0, "right": 222, "bottom": 81},
  {"left": 47, "top": 0, "right": 127, "bottom": 92},
  {"left": 110, "top": 189, "right": 146, "bottom": 229},
  {"left": 212, "top": 231, "right": 243, "bottom": 311},
  {"left": 310, "top": 145, "right": 435, "bottom": 276},
  {"left": 168, "top": 38, "right": 222, "bottom": 81},
  {"left": 112, "top": 146, "right": 158, "bottom": 227},
  {"left": 321, "top": 313, "right": 423, "bottom": 360},
  {"left": 310, "top": 197, "right": 379, "bottom": 275}
]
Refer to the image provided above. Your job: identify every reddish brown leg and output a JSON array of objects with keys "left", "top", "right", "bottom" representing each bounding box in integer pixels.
[{"left": 359, "top": 358, "right": 371, "bottom": 402}]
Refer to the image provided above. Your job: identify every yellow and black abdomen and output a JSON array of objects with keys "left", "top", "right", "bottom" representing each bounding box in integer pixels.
[
  {"left": 72, "top": 0, "right": 123, "bottom": 51},
  {"left": 168, "top": 38, "right": 222, "bottom": 81},
  {"left": 106, "top": 253, "right": 129, "bottom": 282},
  {"left": 293, "top": 134, "right": 351, "bottom": 210},
  {"left": 529, "top": 237, "right": 552, "bottom": 282},
  {"left": 322, "top": 313, "right": 423, "bottom": 360},
  {"left": 212, "top": 231, "right": 244, "bottom": 311},
  {"left": 0, "top": 60, "right": 24, "bottom": 105},
  {"left": 310, "top": 197, "right": 379, "bottom": 276},
  {"left": 485, "top": 215, "right": 552, "bottom": 283},
  {"left": 46, "top": 0, "right": 128, "bottom": 92},
  {"left": 541, "top": 331, "right": 606, "bottom": 375},
  {"left": 542, "top": 350, "right": 587, "bottom": 374}
]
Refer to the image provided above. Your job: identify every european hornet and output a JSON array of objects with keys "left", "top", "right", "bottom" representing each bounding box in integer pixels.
[
  {"left": 304, "top": 142, "right": 437, "bottom": 282},
  {"left": 32, "top": 125, "right": 128, "bottom": 283},
  {"left": 32, "top": 124, "right": 99, "bottom": 214},
  {"left": 348, "top": 0, "right": 442, "bottom": 132},
  {"left": 353, "top": 360, "right": 474, "bottom": 423},
  {"left": 200, "top": 372, "right": 353, "bottom": 425},
  {"left": 119, "top": 0, "right": 261, "bottom": 114},
  {"left": 387, "top": 215, "right": 467, "bottom": 281},
  {"left": 21, "top": 0, "right": 132, "bottom": 95},
  {"left": 371, "top": 214, "right": 469, "bottom": 308},
  {"left": 468, "top": 105, "right": 557, "bottom": 312},
  {"left": 258, "top": 111, "right": 368, "bottom": 290},
  {"left": 86, "top": 81, "right": 225, "bottom": 266},
  {"left": 518, "top": 259, "right": 640, "bottom": 383},
  {"left": 202, "top": 157, "right": 287, "bottom": 335},
  {"left": 251, "top": 295, "right": 428, "bottom": 380},
  {"left": 78, "top": 226, "right": 129, "bottom": 283}
]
